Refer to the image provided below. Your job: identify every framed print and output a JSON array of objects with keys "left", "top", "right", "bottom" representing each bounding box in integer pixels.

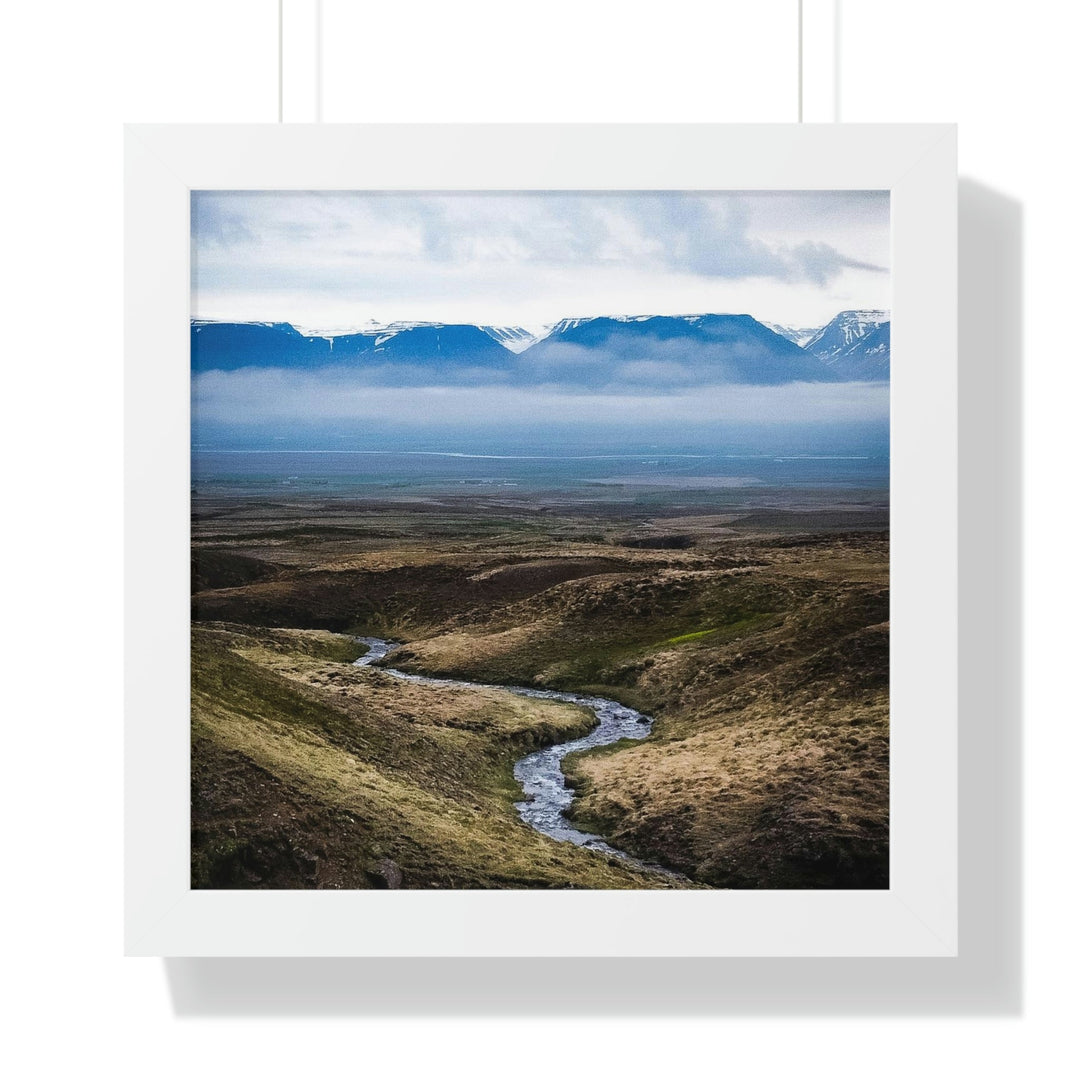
[{"left": 125, "top": 123, "right": 957, "bottom": 956}]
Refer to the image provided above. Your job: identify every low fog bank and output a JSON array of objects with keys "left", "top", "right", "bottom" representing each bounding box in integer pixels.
[{"left": 193, "top": 369, "right": 889, "bottom": 445}]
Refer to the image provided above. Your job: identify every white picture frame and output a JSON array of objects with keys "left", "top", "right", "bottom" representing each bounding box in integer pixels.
[{"left": 126, "top": 123, "right": 956, "bottom": 957}]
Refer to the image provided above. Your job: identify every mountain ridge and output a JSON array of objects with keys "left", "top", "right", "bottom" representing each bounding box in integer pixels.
[
  {"left": 804, "top": 310, "right": 891, "bottom": 380},
  {"left": 192, "top": 310, "right": 891, "bottom": 384}
]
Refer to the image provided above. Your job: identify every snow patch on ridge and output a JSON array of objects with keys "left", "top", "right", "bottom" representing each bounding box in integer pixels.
[
  {"left": 763, "top": 321, "right": 824, "bottom": 348},
  {"left": 806, "top": 310, "right": 889, "bottom": 355},
  {"left": 479, "top": 325, "right": 555, "bottom": 353}
]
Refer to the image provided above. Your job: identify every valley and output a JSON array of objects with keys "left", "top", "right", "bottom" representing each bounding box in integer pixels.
[{"left": 191, "top": 489, "right": 889, "bottom": 890}]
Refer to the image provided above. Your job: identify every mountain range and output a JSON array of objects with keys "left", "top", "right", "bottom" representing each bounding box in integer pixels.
[{"left": 191, "top": 310, "right": 890, "bottom": 385}]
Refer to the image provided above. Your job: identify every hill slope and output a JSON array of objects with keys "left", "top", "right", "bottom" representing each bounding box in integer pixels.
[{"left": 522, "top": 314, "right": 836, "bottom": 385}]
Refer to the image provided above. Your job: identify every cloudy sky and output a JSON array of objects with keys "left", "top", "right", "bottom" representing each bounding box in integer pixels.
[{"left": 191, "top": 191, "right": 890, "bottom": 333}]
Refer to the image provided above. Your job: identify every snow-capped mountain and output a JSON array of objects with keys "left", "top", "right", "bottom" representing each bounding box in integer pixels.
[
  {"left": 545, "top": 317, "right": 594, "bottom": 337},
  {"left": 802, "top": 310, "right": 890, "bottom": 380},
  {"left": 366, "top": 323, "right": 512, "bottom": 366},
  {"left": 762, "top": 322, "right": 824, "bottom": 348},
  {"left": 191, "top": 320, "right": 513, "bottom": 373},
  {"left": 478, "top": 325, "right": 552, "bottom": 354},
  {"left": 192, "top": 310, "right": 891, "bottom": 384},
  {"left": 805, "top": 310, "right": 889, "bottom": 359}
]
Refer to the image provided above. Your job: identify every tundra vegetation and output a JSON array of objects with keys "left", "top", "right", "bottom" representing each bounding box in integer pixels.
[{"left": 191, "top": 495, "right": 889, "bottom": 889}]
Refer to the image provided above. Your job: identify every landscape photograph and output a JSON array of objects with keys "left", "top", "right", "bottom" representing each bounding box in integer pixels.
[{"left": 190, "top": 189, "right": 891, "bottom": 891}]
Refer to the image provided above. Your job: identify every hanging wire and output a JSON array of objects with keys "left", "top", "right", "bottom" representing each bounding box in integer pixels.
[
  {"left": 280, "top": 3, "right": 802, "bottom": 124},
  {"left": 277, "top": 0, "right": 284, "bottom": 122},
  {"left": 277, "top": 2, "right": 324, "bottom": 122},
  {"left": 798, "top": 0, "right": 804, "bottom": 122},
  {"left": 315, "top": 0, "right": 323, "bottom": 122}
]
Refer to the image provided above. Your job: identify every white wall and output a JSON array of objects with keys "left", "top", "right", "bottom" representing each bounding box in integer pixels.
[{"left": 4, "top": 0, "right": 1073, "bottom": 1074}]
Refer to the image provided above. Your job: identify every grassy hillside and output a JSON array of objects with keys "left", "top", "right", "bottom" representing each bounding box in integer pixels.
[
  {"left": 379, "top": 536, "right": 890, "bottom": 888},
  {"left": 191, "top": 623, "right": 669, "bottom": 889},
  {"left": 192, "top": 498, "right": 889, "bottom": 889}
]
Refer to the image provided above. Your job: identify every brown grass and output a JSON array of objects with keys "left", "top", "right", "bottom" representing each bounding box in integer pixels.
[
  {"left": 191, "top": 623, "right": 671, "bottom": 889},
  {"left": 192, "top": 497, "right": 890, "bottom": 889}
]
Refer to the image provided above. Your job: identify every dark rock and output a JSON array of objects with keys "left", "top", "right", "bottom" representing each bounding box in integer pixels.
[{"left": 370, "top": 858, "right": 403, "bottom": 889}]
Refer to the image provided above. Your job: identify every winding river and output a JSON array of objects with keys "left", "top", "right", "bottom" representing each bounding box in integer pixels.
[{"left": 353, "top": 637, "right": 667, "bottom": 873}]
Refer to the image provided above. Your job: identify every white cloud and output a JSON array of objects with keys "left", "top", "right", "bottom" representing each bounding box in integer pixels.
[{"left": 191, "top": 191, "right": 890, "bottom": 331}]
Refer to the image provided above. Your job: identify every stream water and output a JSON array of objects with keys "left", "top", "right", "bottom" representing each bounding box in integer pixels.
[{"left": 353, "top": 636, "right": 667, "bottom": 872}]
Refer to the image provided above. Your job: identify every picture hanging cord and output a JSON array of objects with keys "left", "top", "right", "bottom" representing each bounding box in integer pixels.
[
  {"left": 798, "top": 0, "right": 804, "bottom": 122},
  {"left": 315, "top": 0, "right": 323, "bottom": 123},
  {"left": 277, "top": 0, "right": 806, "bottom": 124}
]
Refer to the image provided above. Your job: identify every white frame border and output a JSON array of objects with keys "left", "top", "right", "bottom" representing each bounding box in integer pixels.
[{"left": 126, "top": 123, "right": 956, "bottom": 957}]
